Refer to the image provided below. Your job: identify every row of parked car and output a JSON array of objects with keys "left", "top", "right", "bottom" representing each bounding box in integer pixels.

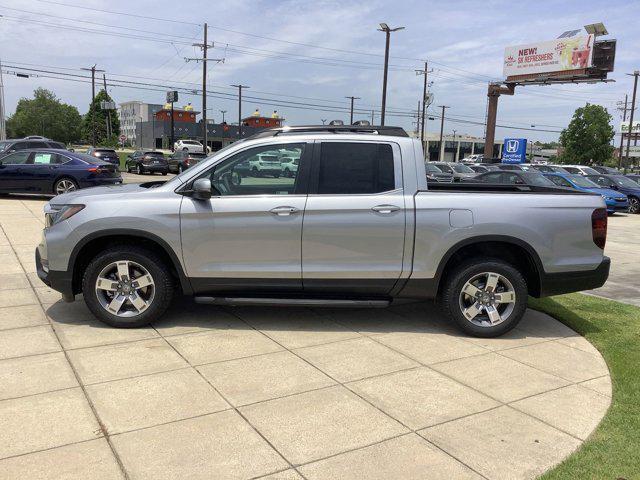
[{"left": 426, "top": 161, "right": 640, "bottom": 214}]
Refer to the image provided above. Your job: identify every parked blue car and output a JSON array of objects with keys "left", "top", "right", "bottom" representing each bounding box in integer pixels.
[
  {"left": 544, "top": 173, "right": 629, "bottom": 214},
  {"left": 0, "top": 149, "right": 122, "bottom": 195},
  {"left": 585, "top": 174, "right": 640, "bottom": 214}
]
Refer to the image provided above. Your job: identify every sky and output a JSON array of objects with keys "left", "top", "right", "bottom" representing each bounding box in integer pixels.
[{"left": 1, "top": 0, "right": 638, "bottom": 142}]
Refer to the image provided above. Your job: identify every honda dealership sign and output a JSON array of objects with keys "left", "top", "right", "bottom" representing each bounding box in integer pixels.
[
  {"left": 502, "top": 138, "right": 527, "bottom": 164},
  {"left": 621, "top": 121, "right": 640, "bottom": 134},
  {"left": 503, "top": 35, "right": 594, "bottom": 78}
]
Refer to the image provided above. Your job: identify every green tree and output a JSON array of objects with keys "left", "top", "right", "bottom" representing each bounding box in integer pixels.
[
  {"left": 6, "top": 88, "right": 82, "bottom": 144},
  {"left": 81, "top": 89, "right": 120, "bottom": 146},
  {"left": 559, "top": 104, "right": 615, "bottom": 165}
]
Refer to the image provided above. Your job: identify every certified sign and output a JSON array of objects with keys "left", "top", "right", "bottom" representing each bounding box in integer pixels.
[
  {"left": 503, "top": 35, "right": 594, "bottom": 78},
  {"left": 502, "top": 138, "right": 527, "bottom": 164},
  {"left": 621, "top": 121, "right": 640, "bottom": 134}
]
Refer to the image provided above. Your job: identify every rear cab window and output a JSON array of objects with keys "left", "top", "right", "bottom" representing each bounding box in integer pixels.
[{"left": 313, "top": 142, "right": 397, "bottom": 194}]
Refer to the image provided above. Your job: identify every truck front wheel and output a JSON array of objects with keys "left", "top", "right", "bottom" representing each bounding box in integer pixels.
[
  {"left": 440, "top": 258, "right": 527, "bottom": 337},
  {"left": 82, "top": 246, "right": 174, "bottom": 328}
]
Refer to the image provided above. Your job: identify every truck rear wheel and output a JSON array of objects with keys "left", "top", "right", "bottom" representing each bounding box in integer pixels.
[
  {"left": 82, "top": 246, "right": 174, "bottom": 328},
  {"left": 440, "top": 258, "right": 527, "bottom": 337}
]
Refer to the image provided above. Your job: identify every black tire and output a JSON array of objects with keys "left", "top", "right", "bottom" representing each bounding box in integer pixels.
[
  {"left": 274, "top": 172, "right": 280, "bottom": 178},
  {"left": 126, "top": 162, "right": 132, "bottom": 173},
  {"left": 137, "top": 164, "right": 144, "bottom": 175},
  {"left": 53, "top": 177, "right": 78, "bottom": 195},
  {"left": 82, "top": 246, "right": 174, "bottom": 328},
  {"left": 628, "top": 196, "right": 640, "bottom": 214},
  {"left": 178, "top": 164, "right": 184, "bottom": 174},
  {"left": 162, "top": 171, "right": 167, "bottom": 176},
  {"left": 439, "top": 258, "right": 528, "bottom": 337}
]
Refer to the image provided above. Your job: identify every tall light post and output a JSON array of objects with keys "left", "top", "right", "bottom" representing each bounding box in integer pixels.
[
  {"left": 345, "top": 96, "right": 361, "bottom": 124},
  {"left": 231, "top": 84, "right": 249, "bottom": 139},
  {"left": 377, "top": 23, "right": 404, "bottom": 126},
  {"left": 220, "top": 109, "right": 227, "bottom": 147},
  {"left": 624, "top": 71, "right": 639, "bottom": 166},
  {"left": 438, "top": 105, "right": 449, "bottom": 162}
]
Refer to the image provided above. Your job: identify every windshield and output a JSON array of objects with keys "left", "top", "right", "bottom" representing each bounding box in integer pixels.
[
  {"left": 612, "top": 175, "right": 640, "bottom": 188},
  {"left": 580, "top": 166, "right": 599, "bottom": 175},
  {"left": 569, "top": 175, "right": 599, "bottom": 188},
  {"left": 145, "top": 151, "right": 164, "bottom": 156},
  {"left": 96, "top": 149, "right": 116, "bottom": 154},
  {"left": 0, "top": 141, "right": 11, "bottom": 151},
  {"left": 425, "top": 163, "right": 443, "bottom": 173},
  {"left": 452, "top": 164, "right": 474, "bottom": 173},
  {"left": 435, "top": 164, "right": 453, "bottom": 173},
  {"left": 522, "top": 173, "right": 556, "bottom": 187}
]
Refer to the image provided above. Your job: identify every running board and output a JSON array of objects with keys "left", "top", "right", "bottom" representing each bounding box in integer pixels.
[{"left": 194, "top": 297, "right": 390, "bottom": 308}]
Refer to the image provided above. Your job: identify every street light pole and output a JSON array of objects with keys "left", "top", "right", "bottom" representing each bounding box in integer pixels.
[
  {"left": 438, "top": 105, "right": 449, "bottom": 162},
  {"left": 624, "top": 71, "right": 639, "bottom": 166},
  {"left": 220, "top": 109, "right": 227, "bottom": 146},
  {"left": 345, "top": 96, "right": 361, "bottom": 124},
  {"left": 378, "top": 23, "right": 404, "bottom": 126},
  {"left": 231, "top": 84, "right": 249, "bottom": 139}
]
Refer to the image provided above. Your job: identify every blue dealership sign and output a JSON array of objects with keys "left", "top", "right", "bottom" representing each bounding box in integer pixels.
[{"left": 502, "top": 138, "right": 527, "bottom": 164}]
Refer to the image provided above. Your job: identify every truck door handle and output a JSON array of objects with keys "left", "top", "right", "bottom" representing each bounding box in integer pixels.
[
  {"left": 372, "top": 204, "right": 400, "bottom": 214},
  {"left": 269, "top": 206, "right": 299, "bottom": 216}
]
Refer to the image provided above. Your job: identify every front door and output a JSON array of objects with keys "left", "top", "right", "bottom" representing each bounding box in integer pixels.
[
  {"left": 302, "top": 141, "right": 406, "bottom": 294},
  {"left": 0, "top": 152, "right": 32, "bottom": 192},
  {"left": 180, "top": 141, "right": 311, "bottom": 294}
]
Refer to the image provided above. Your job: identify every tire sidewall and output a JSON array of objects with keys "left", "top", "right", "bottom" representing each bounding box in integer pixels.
[
  {"left": 82, "top": 247, "right": 173, "bottom": 328},
  {"left": 442, "top": 259, "right": 528, "bottom": 337},
  {"left": 54, "top": 178, "right": 78, "bottom": 195}
]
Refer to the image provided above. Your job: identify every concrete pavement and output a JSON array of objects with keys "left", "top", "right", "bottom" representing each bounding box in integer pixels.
[{"left": 0, "top": 196, "right": 614, "bottom": 479}]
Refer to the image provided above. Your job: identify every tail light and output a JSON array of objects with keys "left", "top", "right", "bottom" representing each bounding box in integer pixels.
[{"left": 591, "top": 208, "right": 607, "bottom": 249}]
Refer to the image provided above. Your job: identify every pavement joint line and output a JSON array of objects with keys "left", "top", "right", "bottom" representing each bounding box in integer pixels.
[
  {"left": 149, "top": 322, "right": 307, "bottom": 480},
  {"left": 0, "top": 384, "right": 80, "bottom": 404},
  {"left": 224, "top": 307, "right": 490, "bottom": 480},
  {"left": 0, "top": 222, "right": 132, "bottom": 480},
  {"left": 0, "top": 436, "right": 105, "bottom": 463}
]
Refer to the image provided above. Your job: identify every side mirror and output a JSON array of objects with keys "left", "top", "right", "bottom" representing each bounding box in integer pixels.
[{"left": 192, "top": 178, "right": 212, "bottom": 200}]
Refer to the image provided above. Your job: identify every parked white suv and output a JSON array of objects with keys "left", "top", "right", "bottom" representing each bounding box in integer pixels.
[
  {"left": 280, "top": 157, "right": 299, "bottom": 177},
  {"left": 174, "top": 139, "right": 210, "bottom": 154}
]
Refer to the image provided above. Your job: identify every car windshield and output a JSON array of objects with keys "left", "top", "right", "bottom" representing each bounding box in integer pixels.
[
  {"left": 425, "top": 163, "right": 443, "bottom": 173},
  {"left": 435, "top": 164, "right": 453, "bottom": 173},
  {"left": 451, "top": 164, "right": 474, "bottom": 173},
  {"left": 612, "top": 175, "right": 640, "bottom": 188},
  {"left": 0, "top": 141, "right": 11, "bottom": 151},
  {"left": 580, "top": 166, "right": 600, "bottom": 175},
  {"left": 96, "top": 149, "right": 116, "bottom": 154},
  {"left": 74, "top": 152, "right": 106, "bottom": 164},
  {"left": 522, "top": 173, "right": 556, "bottom": 187},
  {"left": 569, "top": 175, "right": 599, "bottom": 188},
  {"left": 550, "top": 166, "right": 569, "bottom": 173},
  {"left": 145, "top": 151, "right": 163, "bottom": 156}
]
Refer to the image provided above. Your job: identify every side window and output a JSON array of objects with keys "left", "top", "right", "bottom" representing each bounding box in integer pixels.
[
  {"left": 481, "top": 172, "right": 503, "bottom": 183},
  {"left": 32, "top": 153, "right": 60, "bottom": 165},
  {"left": 564, "top": 167, "right": 579, "bottom": 174},
  {"left": 594, "top": 176, "right": 611, "bottom": 187},
  {"left": 316, "top": 143, "right": 395, "bottom": 194},
  {"left": 11, "top": 142, "right": 28, "bottom": 151},
  {"left": 548, "top": 176, "right": 571, "bottom": 187},
  {"left": 1, "top": 152, "right": 31, "bottom": 164},
  {"left": 503, "top": 173, "right": 521, "bottom": 184},
  {"left": 200, "top": 143, "right": 306, "bottom": 196}
]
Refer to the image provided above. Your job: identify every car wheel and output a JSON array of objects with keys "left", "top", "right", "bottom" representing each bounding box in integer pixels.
[
  {"left": 162, "top": 171, "right": 167, "bottom": 176},
  {"left": 82, "top": 246, "right": 174, "bottom": 328},
  {"left": 440, "top": 258, "right": 528, "bottom": 337},
  {"left": 273, "top": 172, "right": 280, "bottom": 178},
  {"left": 137, "top": 164, "right": 144, "bottom": 175},
  {"left": 251, "top": 167, "right": 260, "bottom": 177},
  {"left": 628, "top": 196, "right": 640, "bottom": 214},
  {"left": 54, "top": 178, "right": 78, "bottom": 195},
  {"left": 126, "top": 162, "right": 131, "bottom": 173},
  {"left": 183, "top": 147, "right": 189, "bottom": 152},
  {"left": 178, "top": 164, "right": 184, "bottom": 174}
]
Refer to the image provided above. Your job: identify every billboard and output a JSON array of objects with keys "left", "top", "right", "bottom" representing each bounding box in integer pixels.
[
  {"left": 503, "top": 35, "right": 594, "bottom": 78},
  {"left": 502, "top": 138, "right": 527, "bottom": 164},
  {"left": 621, "top": 121, "right": 640, "bottom": 134}
]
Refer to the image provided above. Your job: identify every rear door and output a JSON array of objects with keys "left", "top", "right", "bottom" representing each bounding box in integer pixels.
[{"left": 301, "top": 141, "right": 406, "bottom": 294}]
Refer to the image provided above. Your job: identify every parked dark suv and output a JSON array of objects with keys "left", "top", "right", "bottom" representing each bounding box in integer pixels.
[
  {"left": 125, "top": 150, "right": 168, "bottom": 175},
  {"left": 0, "top": 138, "right": 66, "bottom": 158},
  {"left": 168, "top": 150, "right": 207, "bottom": 173}
]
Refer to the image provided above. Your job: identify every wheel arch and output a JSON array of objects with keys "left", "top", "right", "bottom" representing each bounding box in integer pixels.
[{"left": 68, "top": 229, "right": 193, "bottom": 296}]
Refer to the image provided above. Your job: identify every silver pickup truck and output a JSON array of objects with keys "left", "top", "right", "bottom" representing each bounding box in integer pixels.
[{"left": 36, "top": 126, "right": 610, "bottom": 337}]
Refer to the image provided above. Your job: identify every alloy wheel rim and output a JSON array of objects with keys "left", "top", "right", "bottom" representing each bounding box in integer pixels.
[
  {"left": 94, "top": 260, "right": 155, "bottom": 317},
  {"left": 56, "top": 179, "right": 76, "bottom": 194},
  {"left": 630, "top": 198, "right": 639, "bottom": 213},
  {"left": 458, "top": 272, "right": 516, "bottom": 327}
]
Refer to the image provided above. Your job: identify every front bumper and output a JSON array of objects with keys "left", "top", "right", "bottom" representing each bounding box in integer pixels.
[
  {"left": 604, "top": 199, "right": 629, "bottom": 212},
  {"left": 538, "top": 256, "right": 610, "bottom": 297},
  {"left": 36, "top": 247, "right": 74, "bottom": 301}
]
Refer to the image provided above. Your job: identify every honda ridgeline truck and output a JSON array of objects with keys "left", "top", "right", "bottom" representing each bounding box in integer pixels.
[{"left": 36, "top": 126, "right": 610, "bottom": 337}]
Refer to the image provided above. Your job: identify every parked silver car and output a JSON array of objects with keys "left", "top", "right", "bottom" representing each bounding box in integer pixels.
[
  {"left": 430, "top": 162, "right": 476, "bottom": 181},
  {"left": 36, "top": 125, "right": 609, "bottom": 337}
]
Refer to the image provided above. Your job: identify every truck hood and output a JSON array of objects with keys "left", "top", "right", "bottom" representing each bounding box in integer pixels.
[{"left": 50, "top": 182, "right": 163, "bottom": 205}]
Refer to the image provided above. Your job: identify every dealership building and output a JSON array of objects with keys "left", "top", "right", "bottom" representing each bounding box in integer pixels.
[{"left": 409, "top": 132, "right": 504, "bottom": 161}]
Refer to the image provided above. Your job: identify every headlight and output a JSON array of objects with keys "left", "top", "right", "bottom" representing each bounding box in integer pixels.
[{"left": 44, "top": 204, "right": 85, "bottom": 227}]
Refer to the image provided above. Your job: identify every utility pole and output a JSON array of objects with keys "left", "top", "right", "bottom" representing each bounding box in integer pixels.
[
  {"left": 345, "top": 96, "right": 360, "bottom": 124},
  {"left": 618, "top": 94, "right": 628, "bottom": 166},
  {"left": 321, "top": 119, "right": 327, "bottom": 125},
  {"left": 415, "top": 61, "right": 432, "bottom": 149},
  {"left": 231, "top": 84, "right": 249, "bottom": 139},
  {"left": 415, "top": 100, "right": 421, "bottom": 135},
  {"left": 484, "top": 82, "right": 515, "bottom": 159},
  {"left": 102, "top": 74, "right": 112, "bottom": 140},
  {"left": 0, "top": 59, "right": 6, "bottom": 140},
  {"left": 438, "top": 105, "right": 449, "bottom": 162},
  {"left": 371, "top": 110, "right": 375, "bottom": 125},
  {"left": 625, "top": 71, "right": 639, "bottom": 166},
  {"left": 186, "top": 24, "right": 222, "bottom": 153},
  {"left": 81, "top": 65, "right": 105, "bottom": 147},
  {"left": 377, "top": 23, "right": 404, "bottom": 126}
]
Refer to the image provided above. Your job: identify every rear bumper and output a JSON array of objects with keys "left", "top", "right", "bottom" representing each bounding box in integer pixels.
[
  {"left": 142, "top": 164, "right": 169, "bottom": 172},
  {"left": 537, "top": 256, "right": 610, "bottom": 297},
  {"left": 36, "top": 247, "right": 74, "bottom": 300}
]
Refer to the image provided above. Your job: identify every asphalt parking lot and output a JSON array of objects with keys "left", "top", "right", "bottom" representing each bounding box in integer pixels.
[{"left": 0, "top": 194, "right": 627, "bottom": 479}]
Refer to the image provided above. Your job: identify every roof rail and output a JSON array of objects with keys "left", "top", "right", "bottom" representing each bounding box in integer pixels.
[{"left": 246, "top": 125, "right": 409, "bottom": 139}]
